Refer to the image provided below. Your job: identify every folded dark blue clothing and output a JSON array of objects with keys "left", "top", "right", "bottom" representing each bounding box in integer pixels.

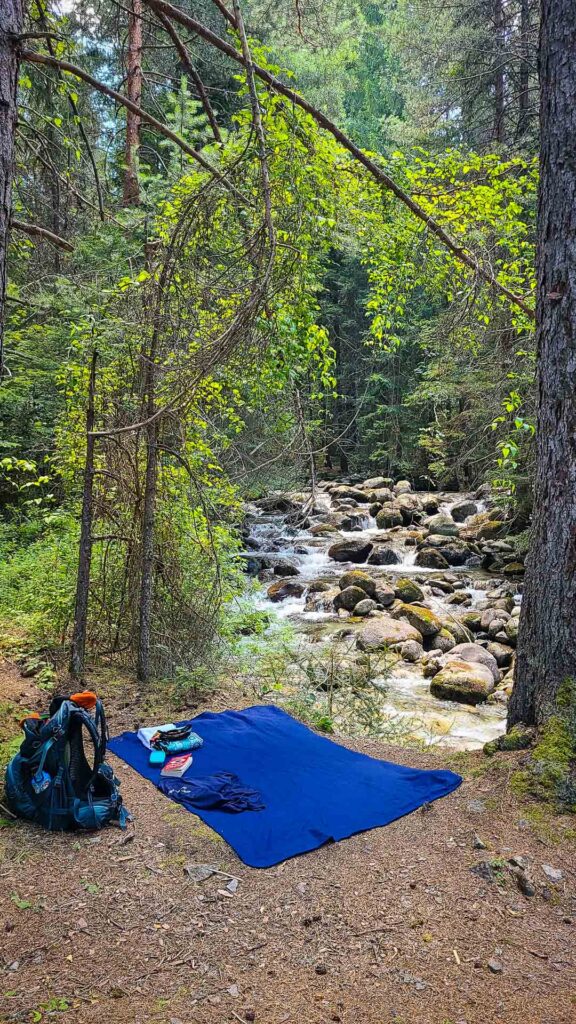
[
  {"left": 109, "top": 705, "right": 462, "bottom": 868},
  {"left": 159, "top": 771, "right": 265, "bottom": 813}
]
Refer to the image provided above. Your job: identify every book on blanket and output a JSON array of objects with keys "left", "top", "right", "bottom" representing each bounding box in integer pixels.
[{"left": 160, "top": 754, "right": 193, "bottom": 778}]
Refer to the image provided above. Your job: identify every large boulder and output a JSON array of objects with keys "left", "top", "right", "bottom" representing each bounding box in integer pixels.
[
  {"left": 334, "top": 585, "right": 368, "bottom": 612},
  {"left": 394, "top": 480, "right": 412, "bottom": 494},
  {"left": 430, "top": 660, "right": 495, "bottom": 705},
  {"left": 451, "top": 500, "right": 478, "bottom": 522},
  {"left": 267, "top": 579, "right": 305, "bottom": 602},
  {"left": 376, "top": 503, "right": 403, "bottom": 529},
  {"left": 394, "top": 493, "right": 422, "bottom": 524},
  {"left": 394, "top": 577, "right": 425, "bottom": 603},
  {"left": 367, "top": 545, "right": 400, "bottom": 566},
  {"left": 424, "top": 513, "right": 459, "bottom": 536},
  {"left": 331, "top": 485, "right": 371, "bottom": 503},
  {"left": 328, "top": 539, "right": 373, "bottom": 563},
  {"left": 369, "top": 487, "right": 395, "bottom": 505},
  {"left": 445, "top": 642, "right": 500, "bottom": 683},
  {"left": 357, "top": 615, "right": 422, "bottom": 652},
  {"left": 393, "top": 602, "right": 442, "bottom": 637},
  {"left": 414, "top": 547, "right": 450, "bottom": 569},
  {"left": 339, "top": 570, "right": 376, "bottom": 597},
  {"left": 362, "top": 476, "right": 387, "bottom": 490}
]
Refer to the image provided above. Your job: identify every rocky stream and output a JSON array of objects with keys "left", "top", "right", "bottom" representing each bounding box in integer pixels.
[{"left": 239, "top": 477, "right": 525, "bottom": 751}]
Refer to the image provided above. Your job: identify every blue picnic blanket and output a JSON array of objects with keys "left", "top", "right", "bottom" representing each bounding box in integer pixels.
[{"left": 108, "top": 705, "right": 461, "bottom": 868}]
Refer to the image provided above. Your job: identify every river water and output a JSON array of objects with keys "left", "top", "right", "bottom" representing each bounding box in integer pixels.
[{"left": 238, "top": 486, "right": 512, "bottom": 751}]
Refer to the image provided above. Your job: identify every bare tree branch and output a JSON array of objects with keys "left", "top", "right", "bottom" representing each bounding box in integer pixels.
[
  {"left": 11, "top": 217, "right": 74, "bottom": 251},
  {"left": 154, "top": 10, "right": 223, "bottom": 143}
]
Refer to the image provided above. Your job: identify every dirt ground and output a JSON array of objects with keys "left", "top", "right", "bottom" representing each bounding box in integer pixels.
[{"left": 1, "top": 659, "right": 575, "bottom": 1024}]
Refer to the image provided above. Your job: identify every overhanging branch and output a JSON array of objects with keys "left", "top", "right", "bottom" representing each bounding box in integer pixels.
[{"left": 144, "top": 0, "right": 535, "bottom": 321}]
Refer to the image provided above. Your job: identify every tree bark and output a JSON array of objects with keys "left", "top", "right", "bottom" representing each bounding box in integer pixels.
[
  {"left": 123, "top": 0, "right": 143, "bottom": 206},
  {"left": 70, "top": 350, "right": 98, "bottom": 680},
  {"left": 516, "top": 0, "right": 531, "bottom": 138},
  {"left": 493, "top": 0, "right": 505, "bottom": 144},
  {"left": 509, "top": 0, "right": 576, "bottom": 728},
  {"left": 136, "top": 352, "right": 157, "bottom": 683},
  {"left": 0, "top": 0, "right": 23, "bottom": 379}
]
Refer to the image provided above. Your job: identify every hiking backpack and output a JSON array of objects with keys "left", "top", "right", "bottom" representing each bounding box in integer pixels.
[{"left": 4, "top": 694, "right": 130, "bottom": 831}]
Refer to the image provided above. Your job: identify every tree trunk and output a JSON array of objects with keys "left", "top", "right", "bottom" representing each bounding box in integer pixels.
[
  {"left": 493, "top": 0, "right": 505, "bottom": 143},
  {"left": 136, "top": 342, "right": 158, "bottom": 683},
  {"left": 516, "top": 0, "right": 531, "bottom": 138},
  {"left": 508, "top": 0, "right": 576, "bottom": 728},
  {"left": 0, "top": 0, "right": 23, "bottom": 379},
  {"left": 123, "top": 0, "right": 142, "bottom": 206},
  {"left": 70, "top": 351, "right": 98, "bottom": 680}
]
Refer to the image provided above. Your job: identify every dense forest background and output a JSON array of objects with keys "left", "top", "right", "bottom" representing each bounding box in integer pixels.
[{"left": 0, "top": 0, "right": 539, "bottom": 683}]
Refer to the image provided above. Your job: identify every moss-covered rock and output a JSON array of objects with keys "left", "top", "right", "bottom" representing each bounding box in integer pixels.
[
  {"left": 338, "top": 570, "right": 376, "bottom": 597},
  {"left": 394, "top": 577, "right": 424, "bottom": 603},
  {"left": 334, "top": 585, "right": 369, "bottom": 612},
  {"left": 483, "top": 724, "right": 536, "bottom": 757},
  {"left": 458, "top": 611, "right": 482, "bottom": 632},
  {"left": 357, "top": 615, "right": 422, "bottom": 652},
  {"left": 505, "top": 617, "right": 519, "bottom": 644},
  {"left": 430, "top": 628, "right": 456, "bottom": 653},
  {"left": 442, "top": 618, "right": 474, "bottom": 644},
  {"left": 477, "top": 520, "right": 506, "bottom": 539},
  {"left": 501, "top": 561, "right": 525, "bottom": 575},
  {"left": 445, "top": 642, "right": 500, "bottom": 682},
  {"left": 393, "top": 602, "right": 442, "bottom": 637},
  {"left": 424, "top": 512, "right": 459, "bottom": 536},
  {"left": 376, "top": 503, "right": 403, "bottom": 529},
  {"left": 430, "top": 659, "right": 495, "bottom": 705}
]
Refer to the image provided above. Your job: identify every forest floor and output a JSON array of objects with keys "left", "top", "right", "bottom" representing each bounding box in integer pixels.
[{"left": 1, "top": 657, "right": 575, "bottom": 1024}]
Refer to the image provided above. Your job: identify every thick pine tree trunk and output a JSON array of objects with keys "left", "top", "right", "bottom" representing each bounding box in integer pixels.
[
  {"left": 509, "top": 0, "right": 576, "bottom": 728},
  {"left": 0, "top": 0, "right": 23, "bottom": 378},
  {"left": 123, "top": 0, "right": 142, "bottom": 206},
  {"left": 70, "top": 351, "right": 98, "bottom": 680}
]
